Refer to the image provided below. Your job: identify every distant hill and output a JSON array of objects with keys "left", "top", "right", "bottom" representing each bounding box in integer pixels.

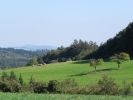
[
  {"left": 14, "top": 45, "right": 57, "bottom": 51},
  {"left": 87, "top": 22, "right": 133, "bottom": 58},
  {"left": 0, "top": 48, "right": 48, "bottom": 69}
]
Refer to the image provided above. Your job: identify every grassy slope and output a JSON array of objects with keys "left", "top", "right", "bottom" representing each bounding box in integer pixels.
[{"left": 0, "top": 60, "right": 133, "bottom": 86}]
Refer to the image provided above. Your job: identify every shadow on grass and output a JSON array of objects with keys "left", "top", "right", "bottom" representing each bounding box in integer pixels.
[
  {"left": 72, "top": 60, "right": 89, "bottom": 64},
  {"left": 70, "top": 68, "right": 118, "bottom": 77},
  {"left": 72, "top": 59, "right": 110, "bottom": 65}
]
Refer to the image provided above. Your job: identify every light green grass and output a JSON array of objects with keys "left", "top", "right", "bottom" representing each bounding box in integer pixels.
[
  {"left": 0, "top": 60, "right": 133, "bottom": 86},
  {"left": 0, "top": 93, "right": 133, "bottom": 100}
]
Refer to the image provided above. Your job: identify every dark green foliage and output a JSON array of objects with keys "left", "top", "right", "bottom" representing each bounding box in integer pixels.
[
  {"left": 42, "top": 39, "right": 98, "bottom": 63},
  {"left": 47, "top": 79, "right": 79, "bottom": 94},
  {"left": 33, "top": 82, "right": 47, "bottom": 93},
  {"left": 47, "top": 80, "right": 61, "bottom": 93},
  {"left": 29, "top": 76, "right": 36, "bottom": 85},
  {"left": 10, "top": 71, "right": 17, "bottom": 81},
  {"left": 0, "top": 79, "right": 11, "bottom": 92},
  {"left": 29, "top": 76, "right": 47, "bottom": 93},
  {"left": 89, "top": 22, "right": 133, "bottom": 59},
  {"left": 1, "top": 72, "right": 9, "bottom": 82},
  {"left": 37, "top": 54, "right": 44, "bottom": 64},
  {"left": 19, "top": 74, "right": 23, "bottom": 86},
  {"left": 0, "top": 71, "right": 22, "bottom": 92}
]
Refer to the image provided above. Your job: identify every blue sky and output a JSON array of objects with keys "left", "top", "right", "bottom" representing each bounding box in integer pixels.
[{"left": 0, "top": 0, "right": 133, "bottom": 47}]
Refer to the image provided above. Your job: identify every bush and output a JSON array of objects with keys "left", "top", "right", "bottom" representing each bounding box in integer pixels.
[
  {"left": 0, "top": 79, "right": 11, "bottom": 92},
  {"left": 60, "top": 78, "right": 79, "bottom": 94},
  {"left": 47, "top": 80, "right": 61, "bottom": 93},
  {"left": 122, "top": 79, "right": 132, "bottom": 95},
  {"left": 31, "top": 81, "right": 47, "bottom": 93},
  {"left": 97, "top": 75, "right": 121, "bottom": 95},
  {"left": 87, "top": 83, "right": 101, "bottom": 95}
]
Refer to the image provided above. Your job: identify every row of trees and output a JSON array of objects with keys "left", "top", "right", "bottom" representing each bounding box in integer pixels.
[{"left": 89, "top": 52, "right": 130, "bottom": 72}]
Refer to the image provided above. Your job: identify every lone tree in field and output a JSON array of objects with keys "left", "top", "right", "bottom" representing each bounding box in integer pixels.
[
  {"left": 109, "top": 52, "right": 130, "bottom": 69},
  {"left": 89, "top": 58, "right": 104, "bottom": 72}
]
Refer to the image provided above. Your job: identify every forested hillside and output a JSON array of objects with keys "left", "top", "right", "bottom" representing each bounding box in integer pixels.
[
  {"left": 0, "top": 48, "right": 48, "bottom": 69},
  {"left": 42, "top": 39, "right": 98, "bottom": 63},
  {"left": 86, "top": 22, "right": 133, "bottom": 59}
]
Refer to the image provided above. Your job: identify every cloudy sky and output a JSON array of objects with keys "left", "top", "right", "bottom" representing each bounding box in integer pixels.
[{"left": 0, "top": 0, "right": 133, "bottom": 47}]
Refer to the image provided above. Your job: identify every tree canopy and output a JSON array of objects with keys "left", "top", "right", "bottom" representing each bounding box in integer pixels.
[
  {"left": 109, "top": 52, "right": 130, "bottom": 69},
  {"left": 89, "top": 58, "right": 104, "bottom": 72}
]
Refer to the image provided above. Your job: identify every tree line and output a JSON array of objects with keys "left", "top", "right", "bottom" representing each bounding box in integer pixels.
[{"left": 28, "top": 39, "right": 98, "bottom": 65}]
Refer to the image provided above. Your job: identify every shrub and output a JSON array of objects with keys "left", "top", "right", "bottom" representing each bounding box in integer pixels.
[
  {"left": 0, "top": 79, "right": 11, "bottom": 92},
  {"left": 47, "top": 80, "right": 61, "bottom": 93},
  {"left": 31, "top": 81, "right": 47, "bottom": 93},
  {"left": 87, "top": 83, "right": 101, "bottom": 95},
  {"left": 122, "top": 79, "right": 132, "bottom": 95},
  {"left": 60, "top": 78, "right": 79, "bottom": 94},
  {"left": 97, "top": 75, "right": 121, "bottom": 95}
]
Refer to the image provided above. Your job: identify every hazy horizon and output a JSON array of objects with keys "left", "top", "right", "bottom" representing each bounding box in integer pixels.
[{"left": 0, "top": 0, "right": 133, "bottom": 47}]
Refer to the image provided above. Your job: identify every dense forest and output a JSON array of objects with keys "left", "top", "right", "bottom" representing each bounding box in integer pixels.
[
  {"left": 86, "top": 22, "right": 133, "bottom": 59},
  {"left": 0, "top": 48, "right": 48, "bottom": 69}
]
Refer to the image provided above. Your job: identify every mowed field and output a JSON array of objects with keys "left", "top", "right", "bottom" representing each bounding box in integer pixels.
[{"left": 0, "top": 60, "right": 133, "bottom": 86}]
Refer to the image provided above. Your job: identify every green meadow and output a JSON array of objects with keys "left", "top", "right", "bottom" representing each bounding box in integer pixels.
[
  {"left": 0, "top": 93, "right": 133, "bottom": 100},
  {"left": 0, "top": 60, "right": 133, "bottom": 87}
]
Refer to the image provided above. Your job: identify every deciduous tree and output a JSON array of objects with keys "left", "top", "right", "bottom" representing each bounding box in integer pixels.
[
  {"left": 109, "top": 52, "right": 130, "bottom": 69},
  {"left": 89, "top": 58, "right": 103, "bottom": 72}
]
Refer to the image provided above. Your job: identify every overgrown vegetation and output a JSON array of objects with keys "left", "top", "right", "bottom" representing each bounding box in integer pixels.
[{"left": 0, "top": 71, "right": 133, "bottom": 95}]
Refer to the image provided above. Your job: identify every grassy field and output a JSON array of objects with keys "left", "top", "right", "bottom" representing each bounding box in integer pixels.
[
  {"left": 0, "top": 60, "right": 133, "bottom": 86},
  {"left": 0, "top": 93, "right": 133, "bottom": 100}
]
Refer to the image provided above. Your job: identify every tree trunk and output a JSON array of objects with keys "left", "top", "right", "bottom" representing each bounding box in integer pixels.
[
  {"left": 118, "top": 64, "right": 120, "bottom": 69},
  {"left": 94, "top": 66, "right": 96, "bottom": 72}
]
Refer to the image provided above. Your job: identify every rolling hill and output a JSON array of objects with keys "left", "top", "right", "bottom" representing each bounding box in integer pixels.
[
  {"left": 0, "top": 60, "right": 132, "bottom": 87},
  {"left": 0, "top": 48, "right": 48, "bottom": 69}
]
